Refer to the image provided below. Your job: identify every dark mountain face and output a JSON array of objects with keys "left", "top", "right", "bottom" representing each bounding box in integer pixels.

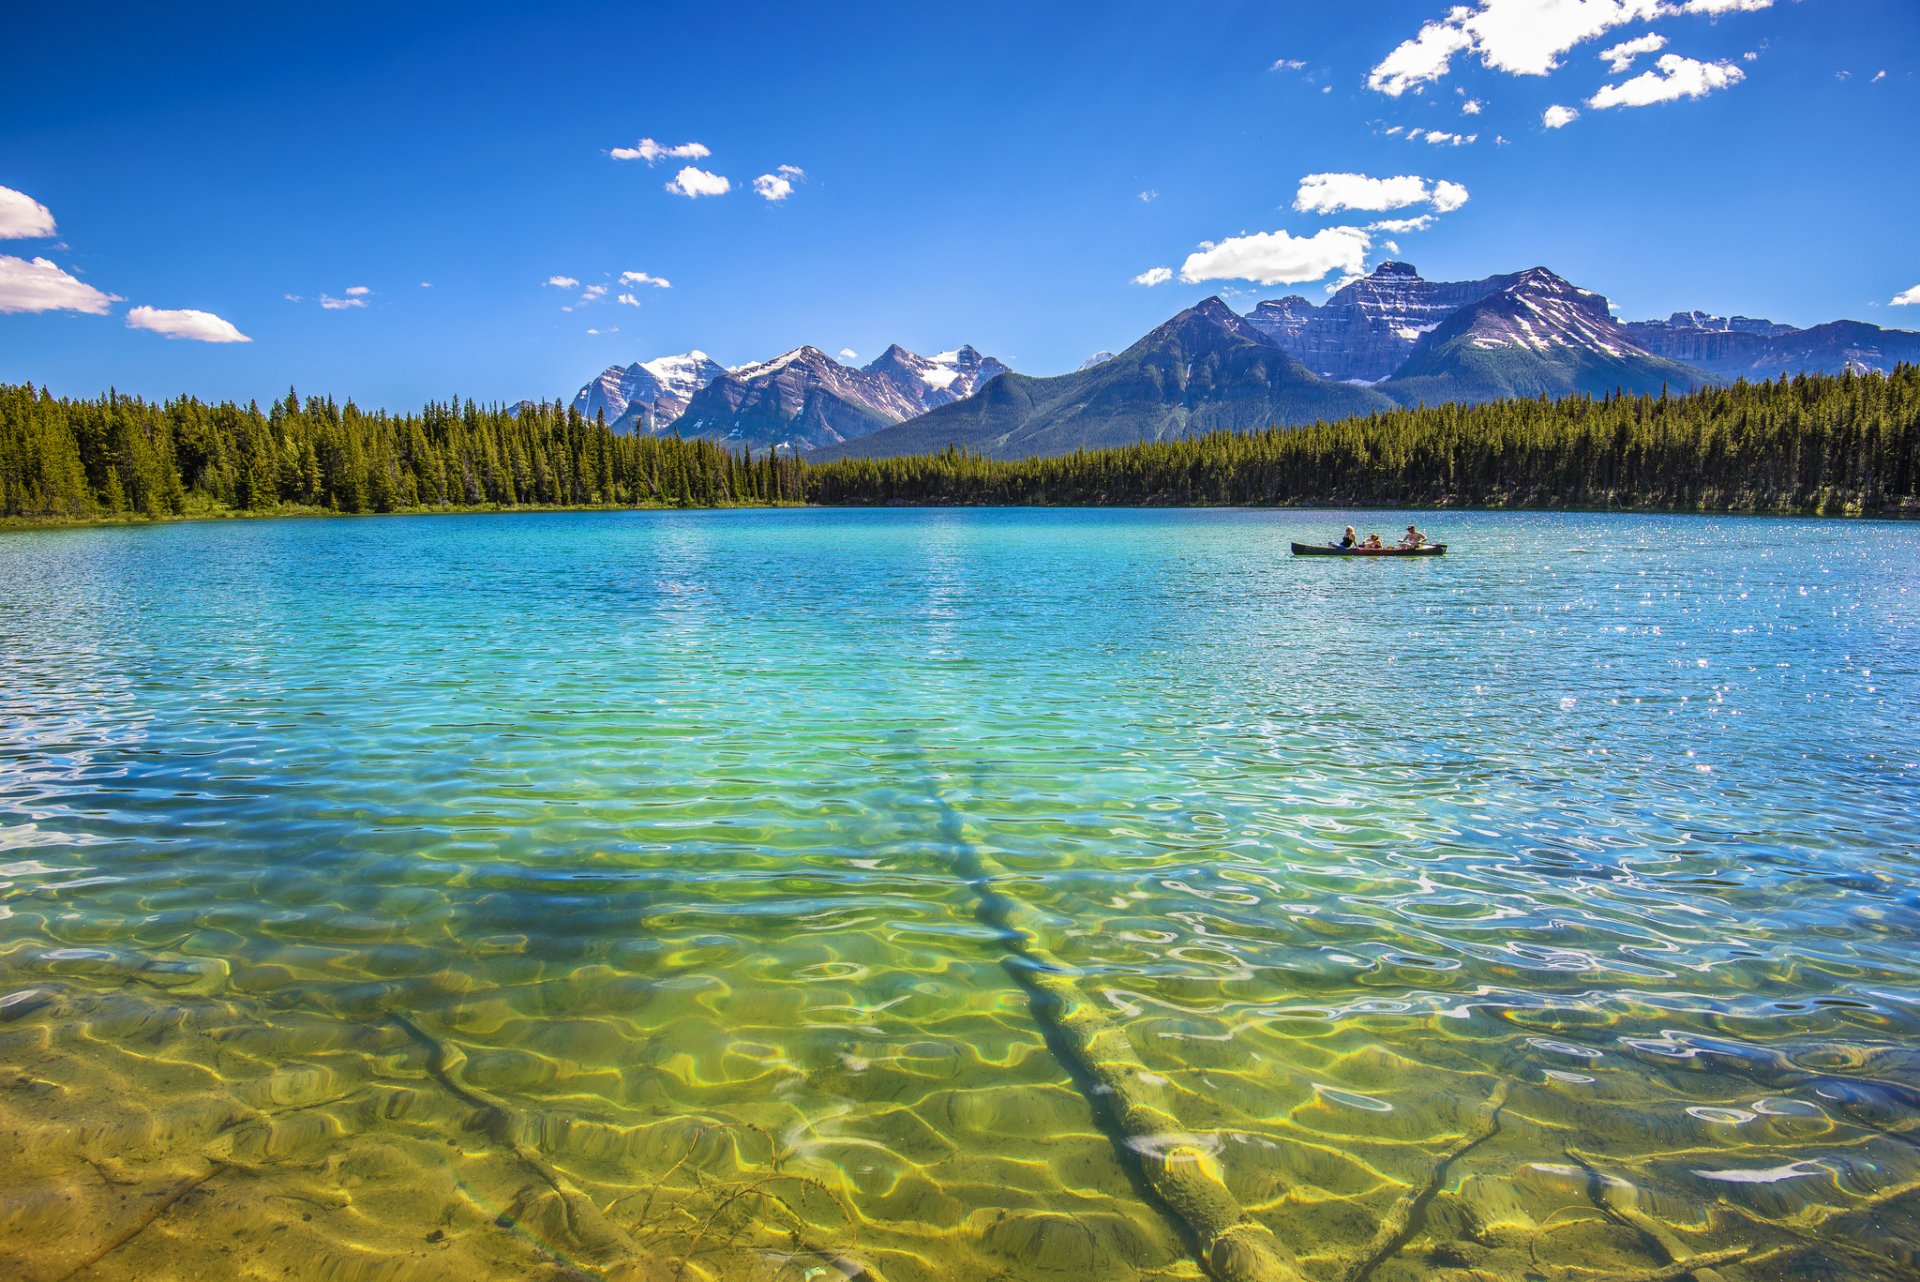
[
  {"left": 1245, "top": 262, "right": 1523, "bottom": 382},
  {"left": 808, "top": 297, "right": 1395, "bottom": 462},
  {"left": 1624, "top": 314, "right": 1920, "bottom": 379},
  {"left": 1381, "top": 269, "right": 1708, "bottom": 404}
]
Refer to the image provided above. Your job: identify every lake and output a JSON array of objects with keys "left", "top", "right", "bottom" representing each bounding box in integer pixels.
[{"left": 2, "top": 507, "right": 1917, "bottom": 1282}]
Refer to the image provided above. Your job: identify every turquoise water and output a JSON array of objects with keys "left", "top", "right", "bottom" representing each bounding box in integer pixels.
[{"left": 1, "top": 508, "right": 1917, "bottom": 1282}]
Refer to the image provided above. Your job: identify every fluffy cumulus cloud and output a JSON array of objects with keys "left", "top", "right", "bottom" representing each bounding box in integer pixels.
[
  {"left": 0, "top": 254, "right": 121, "bottom": 314},
  {"left": 1178, "top": 226, "right": 1371, "bottom": 287},
  {"left": 1543, "top": 103, "right": 1581, "bottom": 127},
  {"left": 1270, "top": 58, "right": 1307, "bottom": 71},
  {"left": 126, "top": 306, "right": 250, "bottom": 343},
  {"left": 1601, "top": 31, "right": 1667, "bottom": 71},
  {"left": 1132, "top": 266, "right": 1174, "bottom": 286},
  {"left": 1589, "top": 53, "right": 1744, "bottom": 108},
  {"left": 1368, "top": 215, "right": 1437, "bottom": 233},
  {"left": 616, "top": 292, "right": 641, "bottom": 307},
  {"left": 345, "top": 285, "right": 371, "bottom": 297},
  {"left": 1461, "top": 97, "right": 1485, "bottom": 114},
  {"left": 665, "top": 166, "right": 731, "bottom": 198},
  {"left": 611, "top": 138, "right": 711, "bottom": 164},
  {"left": 545, "top": 275, "right": 579, "bottom": 289},
  {"left": 839, "top": 347, "right": 858, "bottom": 359},
  {"left": 1891, "top": 285, "right": 1920, "bottom": 307},
  {"left": 580, "top": 284, "right": 607, "bottom": 301},
  {"left": 753, "top": 165, "right": 804, "bottom": 201},
  {"left": 0, "top": 185, "right": 58, "bottom": 239},
  {"left": 619, "top": 270, "right": 670, "bottom": 288},
  {"left": 1368, "top": 0, "right": 1770, "bottom": 95},
  {"left": 318, "top": 294, "right": 365, "bottom": 310},
  {"left": 1295, "top": 172, "right": 1468, "bottom": 215}
]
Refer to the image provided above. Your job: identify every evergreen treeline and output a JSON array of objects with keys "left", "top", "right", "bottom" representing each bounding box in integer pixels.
[
  {"left": 809, "top": 368, "right": 1920, "bottom": 515},
  {"left": 0, "top": 386, "right": 805, "bottom": 520},
  {"left": 2, "top": 368, "right": 1915, "bottom": 522}
]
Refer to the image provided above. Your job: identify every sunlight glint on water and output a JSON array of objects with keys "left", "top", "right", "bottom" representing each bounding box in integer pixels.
[{"left": 1, "top": 508, "right": 1917, "bottom": 1281}]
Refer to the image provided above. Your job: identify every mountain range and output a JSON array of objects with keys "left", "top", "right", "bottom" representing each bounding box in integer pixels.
[
  {"left": 570, "top": 343, "right": 1007, "bottom": 454},
  {"left": 561, "top": 262, "right": 1920, "bottom": 461}
]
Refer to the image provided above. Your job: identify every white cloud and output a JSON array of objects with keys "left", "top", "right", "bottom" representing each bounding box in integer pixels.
[
  {"left": 665, "top": 166, "right": 731, "bottom": 198},
  {"left": 0, "top": 254, "right": 120, "bottom": 314},
  {"left": 1891, "top": 285, "right": 1920, "bottom": 307},
  {"left": 1600, "top": 32, "right": 1667, "bottom": 72},
  {"left": 1178, "top": 226, "right": 1371, "bottom": 287},
  {"left": 1296, "top": 173, "right": 1428, "bottom": 213},
  {"left": 1421, "top": 129, "right": 1477, "bottom": 145},
  {"left": 1270, "top": 58, "right": 1307, "bottom": 71},
  {"left": 1139, "top": 189, "right": 1158, "bottom": 203},
  {"left": 283, "top": 293, "right": 302, "bottom": 302},
  {"left": 318, "top": 294, "right": 365, "bottom": 310},
  {"left": 1294, "top": 172, "right": 1468, "bottom": 215},
  {"left": 419, "top": 281, "right": 431, "bottom": 288},
  {"left": 1368, "top": 0, "right": 1767, "bottom": 95},
  {"left": 610, "top": 138, "right": 711, "bottom": 164},
  {"left": 839, "top": 347, "right": 858, "bottom": 359},
  {"left": 1589, "top": 53, "right": 1744, "bottom": 108},
  {"left": 580, "top": 284, "right": 607, "bottom": 301},
  {"left": 1368, "top": 15, "right": 1476, "bottom": 95},
  {"left": 0, "top": 186, "right": 57, "bottom": 239},
  {"left": 1368, "top": 215, "right": 1437, "bottom": 233},
  {"left": 1132, "top": 266, "right": 1174, "bottom": 286},
  {"left": 545, "top": 275, "right": 579, "bottom": 288},
  {"left": 616, "top": 292, "right": 641, "bottom": 307},
  {"left": 1461, "top": 97, "right": 1485, "bottom": 114},
  {"left": 1872, "top": 70, "right": 1886, "bottom": 83},
  {"left": 619, "top": 270, "right": 670, "bottom": 288},
  {"left": 753, "top": 172, "right": 795, "bottom": 201},
  {"left": 1544, "top": 103, "right": 1581, "bottom": 128},
  {"left": 126, "top": 305, "right": 250, "bottom": 343},
  {"left": 344, "top": 284, "right": 371, "bottom": 297},
  {"left": 1384, "top": 239, "right": 1401, "bottom": 255},
  {"left": 587, "top": 326, "right": 619, "bottom": 335}
]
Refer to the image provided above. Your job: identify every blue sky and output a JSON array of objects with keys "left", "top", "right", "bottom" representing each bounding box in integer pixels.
[{"left": 3, "top": 0, "right": 1916, "bottom": 410}]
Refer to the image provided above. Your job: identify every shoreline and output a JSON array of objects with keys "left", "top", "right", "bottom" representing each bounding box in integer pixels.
[{"left": 4, "top": 496, "right": 1915, "bottom": 533}]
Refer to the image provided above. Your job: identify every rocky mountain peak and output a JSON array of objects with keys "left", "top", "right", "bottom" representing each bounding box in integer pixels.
[
  {"left": 1434, "top": 269, "right": 1639, "bottom": 357},
  {"left": 1251, "top": 268, "right": 1519, "bottom": 382},
  {"left": 570, "top": 349, "right": 724, "bottom": 434}
]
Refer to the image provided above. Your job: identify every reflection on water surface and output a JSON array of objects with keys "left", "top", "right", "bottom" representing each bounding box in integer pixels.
[{"left": 1, "top": 508, "right": 1917, "bottom": 1281}]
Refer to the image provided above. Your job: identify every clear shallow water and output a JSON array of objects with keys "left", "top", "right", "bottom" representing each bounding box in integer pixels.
[{"left": 1, "top": 507, "right": 1917, "bottom": 1282}]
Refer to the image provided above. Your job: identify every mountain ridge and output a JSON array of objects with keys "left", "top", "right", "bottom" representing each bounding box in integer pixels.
[{"left": 556, "top": 260, "right": 1920, "bottom": 461}]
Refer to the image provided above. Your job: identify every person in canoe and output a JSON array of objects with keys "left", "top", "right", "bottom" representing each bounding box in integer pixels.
[
  {"left": 1397, "top": 524, "right": 1428, "bottom": 549},
  {"left": 1335, "top": 525, "right": 1358, "bottom": 549},
  {"left": 1361, "top": 533, "right": 1384, "bottom": 549}
]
